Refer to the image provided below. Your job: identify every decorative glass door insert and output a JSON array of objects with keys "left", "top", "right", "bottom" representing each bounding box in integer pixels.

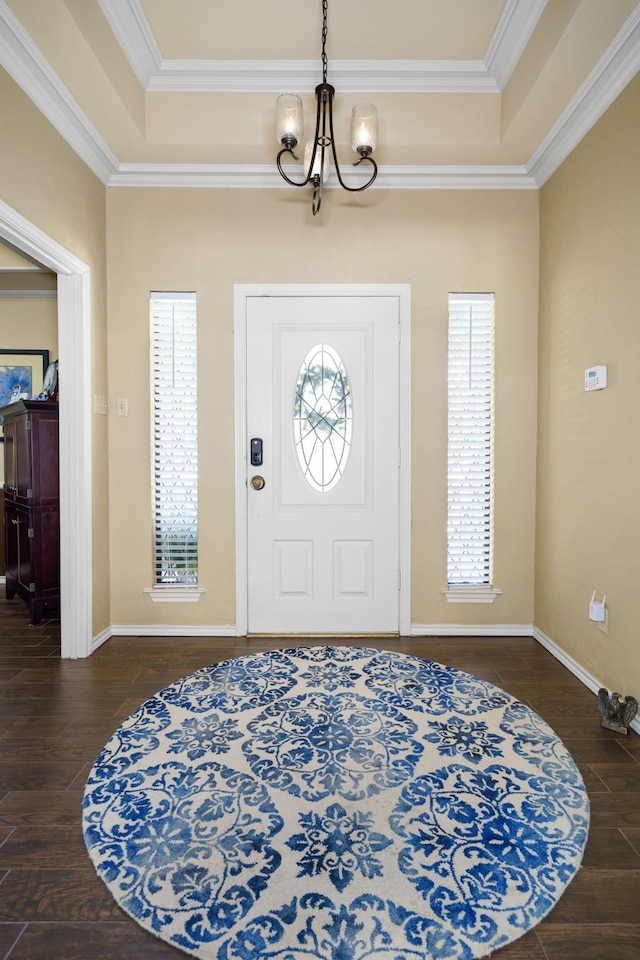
[{"left": 293, "top": 343, "right": 353, "bottom": 492}]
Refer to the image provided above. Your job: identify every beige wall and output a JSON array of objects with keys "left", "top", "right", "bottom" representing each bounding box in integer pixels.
[
  {"left": 106, "top": 187, "right": 539, "bottom": 629},
  {"left": 0, "top": 68, "right": 110, "bottom": 635},
  {"left": 537, "top": 74, "right": 640, "bottom": 696},
  {"left": 0, "top": 294, "right": 58, "bottom": 360}
]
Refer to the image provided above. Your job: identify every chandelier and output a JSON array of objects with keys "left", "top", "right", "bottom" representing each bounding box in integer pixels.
[{"left": 275, "top": 0, "right": 378, "bottom": 215}]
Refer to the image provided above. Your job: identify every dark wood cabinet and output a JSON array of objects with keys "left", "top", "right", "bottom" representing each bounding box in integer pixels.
[{"left": 1, "top": 400, "right": 59, "bottom": 624}]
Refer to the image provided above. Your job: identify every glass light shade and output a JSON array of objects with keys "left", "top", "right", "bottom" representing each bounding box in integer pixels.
[
  {"left": 275, "top": 94, "right": 303, "bottom": 146},
  {"left": 350, "top": 102, "right": 378, "bottom": 154},
  {"left": 304, "top": 140, "right": 329, "bottom": 182}
]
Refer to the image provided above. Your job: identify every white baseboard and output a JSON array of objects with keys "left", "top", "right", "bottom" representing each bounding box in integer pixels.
[
  {"left": 109, "top": 623, "right": 238, "bottom": 638},
  {"left": 410, "top": 623, "right": 533, "bottom": 637},
  {"left": 91, "top": 625, "right": 112, "bottom": 653},
  {"left": 104, "top": 622, "right": 533, "bottom": 640},
  {"left": 533, "top": 625, "right": 640, "bottom": 737}
]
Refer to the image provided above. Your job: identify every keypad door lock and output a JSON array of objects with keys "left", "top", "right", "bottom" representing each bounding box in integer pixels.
[{"left": 250, "top": 438, "right": 263, "bottom": 466}]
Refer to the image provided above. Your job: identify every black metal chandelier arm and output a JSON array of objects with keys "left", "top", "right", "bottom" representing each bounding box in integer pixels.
[
  {"left": 276, "top": 145, "right": 312, "bottom": 188},
  {"left": 333, "top": 152, "right": 378, "bottom": 193},
  {"left": 311, "top": 177, "right": 323, "bottom": 216}
]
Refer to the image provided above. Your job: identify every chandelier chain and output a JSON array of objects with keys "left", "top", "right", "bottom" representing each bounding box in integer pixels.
[{"left": 321, "top": 0, "right": 328, "bottom": 83}]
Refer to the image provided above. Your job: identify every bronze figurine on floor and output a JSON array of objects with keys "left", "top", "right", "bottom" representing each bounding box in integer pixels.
[{"left": 598, "top": 688, "right": 638, "bottom": 735}]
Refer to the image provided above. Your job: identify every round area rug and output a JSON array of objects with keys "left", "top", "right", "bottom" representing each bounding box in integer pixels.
[{"left": 82, "top": 646, "right": 589, "bottom": 959}]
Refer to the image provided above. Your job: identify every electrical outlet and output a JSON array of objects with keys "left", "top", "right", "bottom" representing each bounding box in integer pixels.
[{"left": 589, "top": 592, "right": 606, "bottom": 621}]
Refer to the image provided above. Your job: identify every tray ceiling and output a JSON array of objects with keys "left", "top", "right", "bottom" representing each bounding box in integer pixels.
[{"left": 1, "top": 0, "right": 639, "bottom": 189}]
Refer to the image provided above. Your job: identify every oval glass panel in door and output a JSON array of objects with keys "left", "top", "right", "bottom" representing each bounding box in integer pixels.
[{"left": 293, "top": 343, "right": 353, "bottom": 492}]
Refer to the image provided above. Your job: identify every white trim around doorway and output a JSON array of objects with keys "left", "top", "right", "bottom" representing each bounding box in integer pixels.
[
  {"left": 234, "top": 283, "right": 412, "bottom": 637},
  {"left": 0, "top": 199, "right": 93, "bottom": 658}
]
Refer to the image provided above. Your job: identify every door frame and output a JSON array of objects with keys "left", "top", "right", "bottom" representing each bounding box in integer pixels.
[
  {"left": 234, "top": 283, "right": 411, "bottom": 636},
  {"left": 0, "top": 199, "right": 92, "bottom": 658}
]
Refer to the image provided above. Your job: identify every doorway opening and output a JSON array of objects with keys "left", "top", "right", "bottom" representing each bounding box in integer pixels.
[{"left": 0, "top": 199, "right": 92, "bottom": 658}]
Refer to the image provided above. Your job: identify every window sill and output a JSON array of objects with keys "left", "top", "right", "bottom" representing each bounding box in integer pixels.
[
  {"left": 144, "top": 586, "right": 205, "bottom": 603},
  {"left": 442, "top": 586, "right": 502, "bottom": 604}
]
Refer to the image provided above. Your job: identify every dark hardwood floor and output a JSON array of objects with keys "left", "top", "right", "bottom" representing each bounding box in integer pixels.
[{"left": 0, "top": 596, "right": 639, "bottom": 959}]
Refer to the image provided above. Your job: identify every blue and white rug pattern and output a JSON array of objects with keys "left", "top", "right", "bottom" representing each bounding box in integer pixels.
[{"left": 82, "top": 646, "right": 589, "bottom": 959}]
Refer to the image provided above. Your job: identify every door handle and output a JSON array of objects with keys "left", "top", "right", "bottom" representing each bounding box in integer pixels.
[{"left": 250, "top": 475, "right": 266, "bottom": 491}]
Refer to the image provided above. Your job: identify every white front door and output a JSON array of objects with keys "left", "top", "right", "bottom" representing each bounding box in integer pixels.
[{"left": 245, "top": 293, "right": 401, "bottom": 634}]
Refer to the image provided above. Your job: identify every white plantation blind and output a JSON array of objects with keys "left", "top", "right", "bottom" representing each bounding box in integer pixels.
[
  {"left": 447, "top": 293, "right": 495, "bottom": 586},
  {"left": 151, "top": 292, "right": 198, "bottom": 585}
]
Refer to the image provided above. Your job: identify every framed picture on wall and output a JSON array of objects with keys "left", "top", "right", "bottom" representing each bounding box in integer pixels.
[{"left": 0, "top": 348, "right": 50, "bottom": 440}]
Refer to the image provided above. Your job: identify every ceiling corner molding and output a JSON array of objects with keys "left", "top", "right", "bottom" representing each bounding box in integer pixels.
[
  {"left": 376, "top": 165, "right": 537, "bottom": 190},
  {"left": 108, "top": 163, "right": 278, "bottom": 189},
  {"left": 0, "top": 0, "right": 119, "bottom": 185},
  {"left": 147, "top": 58, "right": 500, "bottom": 95},
  {"left": 328, "top": 60, "right": 498, "bottom": 95},
  {"left": 485, "top": 0, "right": 548, "bottom": 90},
  {"left": 98, "top": 0, "right": 161, "bottom": 88},
  {"left": 107, "top": 163, "right": 537, "bottom": 191},
  {"left": 148, "top": 59, "right": 324, "bottom": 94},
  {"left": 527, "top": 4, "right": 640, "bottom": 186}
]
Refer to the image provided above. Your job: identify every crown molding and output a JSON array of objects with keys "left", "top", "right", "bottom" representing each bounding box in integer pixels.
[
  {"left": 378, "top": 165, "right": 537, "bottom": 190},
  {"left": 0, "top": 0, "right": 118, "bottom": 185},
  {"left": 528, "top": 2, "right": 640, "bottom": 186},
  {"left": 485, "top": 0, "right": 548, "bottom": 90},
  {"left": 108, "top": 163, "right": 538, "bottom": 190},
  {"left": 145, "top": 59, "right": 499, "bottom": 95},
  {"left": 97, "top": 0, "right": 161, "bottom": 88}
]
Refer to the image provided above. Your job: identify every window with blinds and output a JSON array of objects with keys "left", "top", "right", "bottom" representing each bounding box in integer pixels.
[
  {"left": 151, "top": 292, "right": 198, "bottom": 585},
  {"left": 447, "top": 293, "right": 495, "bottom": 587}
]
